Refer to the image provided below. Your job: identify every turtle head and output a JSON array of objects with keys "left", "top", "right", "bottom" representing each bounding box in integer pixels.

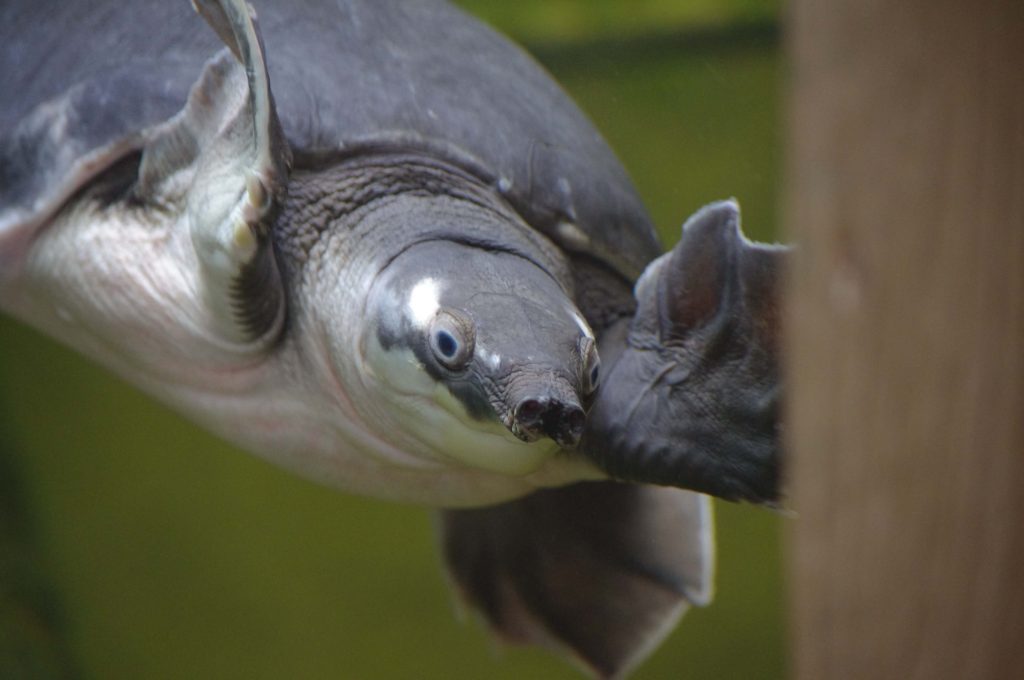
[{"left": 361, "top": 238, "right": 599, "bottom": 473}]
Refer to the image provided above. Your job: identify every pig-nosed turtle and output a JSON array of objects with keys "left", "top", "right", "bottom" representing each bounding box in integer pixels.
[{"left": 0, "top": 0, "right": 785, "bottom": 676}]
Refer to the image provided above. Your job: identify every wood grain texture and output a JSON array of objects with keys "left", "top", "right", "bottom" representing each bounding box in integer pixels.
[{"left": 786, "top": 0, "right": 1024, "bottom": 678}]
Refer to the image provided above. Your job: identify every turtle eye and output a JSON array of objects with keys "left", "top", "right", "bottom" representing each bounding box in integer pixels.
[
  {"left": 428, "top": 310, "right": 475, "bottom": 370},
  {"left": 580, "top": 337, "right": 601, "bottom": 395}
]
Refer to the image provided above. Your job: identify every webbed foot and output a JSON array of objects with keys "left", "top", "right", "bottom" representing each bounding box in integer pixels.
[
  {"left": 583, "top": 200, "right": 787, "bottom": 504},
  {"left": 440, "top": 482, "right": 712, "bottom": 678}
]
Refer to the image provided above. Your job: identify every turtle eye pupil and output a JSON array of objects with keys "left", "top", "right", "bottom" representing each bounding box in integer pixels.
[
  {"left": 436, "top": 330, "right": 458, "bottom": 358},
  {"left": 590, "top": 363, "right": 600, "bottom": 387}
]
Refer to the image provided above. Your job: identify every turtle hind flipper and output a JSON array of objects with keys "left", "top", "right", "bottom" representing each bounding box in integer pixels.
[{"left": 440, "top": 482, "right": 713, "bottom": 679}]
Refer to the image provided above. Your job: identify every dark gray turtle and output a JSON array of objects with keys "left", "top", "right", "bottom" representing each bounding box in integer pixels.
[{"left": 0, "top": 1, "right": 784, "bottom": 676}]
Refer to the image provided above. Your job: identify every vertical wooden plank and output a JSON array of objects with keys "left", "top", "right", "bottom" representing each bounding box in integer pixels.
[{"left": 786, "top": 0, "right": 1024, "bottom": 678}]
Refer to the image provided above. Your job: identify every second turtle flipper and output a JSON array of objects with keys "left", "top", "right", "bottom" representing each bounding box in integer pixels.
[
  {"left": 440, "top": 482, "right": 712, "bottom": 679},
  {"left": 582, "top": 200, "right": 787, "bottom": 504}
]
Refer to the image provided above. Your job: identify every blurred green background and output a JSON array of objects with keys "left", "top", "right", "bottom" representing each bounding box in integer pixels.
[{"left": 0, "top": 1, "right": 784, "bottom": 678}]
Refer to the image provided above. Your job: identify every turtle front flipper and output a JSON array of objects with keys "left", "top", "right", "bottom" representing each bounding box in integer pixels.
[
  {"left": 440, "top": 482, "right": 713, "bottom": 679},
  {"left": 582, "top": 201, "right": 787, "bottom": 504},
  {"left": 140, "top": 0, "right": 290, "bottom": 346}
]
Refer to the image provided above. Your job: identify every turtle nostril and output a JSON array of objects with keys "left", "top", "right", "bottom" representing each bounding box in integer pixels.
[
  {"left": 513, "top": 396, "right": 585, "bottom": 448},
  {"left": 562, "top": 406, "right": 585, "bottom": 440},
  {"left": 515, "top": 398, "right": 546, "bottom": 429},
  {"left": 554, "top": 405, "right": 585, "bottom": 448}
]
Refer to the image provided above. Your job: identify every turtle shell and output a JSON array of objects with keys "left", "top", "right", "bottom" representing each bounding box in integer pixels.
[{"left": 0, "top": 0, "right": 661, "bottom": 280}]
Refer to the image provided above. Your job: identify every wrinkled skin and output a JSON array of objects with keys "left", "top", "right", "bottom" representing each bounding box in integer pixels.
[{"left": 585, "top": 201, "right": 785, "bottom": 505}]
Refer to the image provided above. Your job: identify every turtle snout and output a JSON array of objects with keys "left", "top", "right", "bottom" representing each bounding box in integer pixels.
[{"left": 513, "top": 396, "right": 586, "bottom": 448}]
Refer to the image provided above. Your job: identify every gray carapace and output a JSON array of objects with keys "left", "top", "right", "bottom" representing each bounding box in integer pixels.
[{"left": 0, "top": 0, "right": 785, "bottom": 677}]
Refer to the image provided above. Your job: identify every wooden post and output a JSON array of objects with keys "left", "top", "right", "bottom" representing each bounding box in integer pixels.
[{"left": 787, "top": 0, "right": 1024, "bottom": 678}]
